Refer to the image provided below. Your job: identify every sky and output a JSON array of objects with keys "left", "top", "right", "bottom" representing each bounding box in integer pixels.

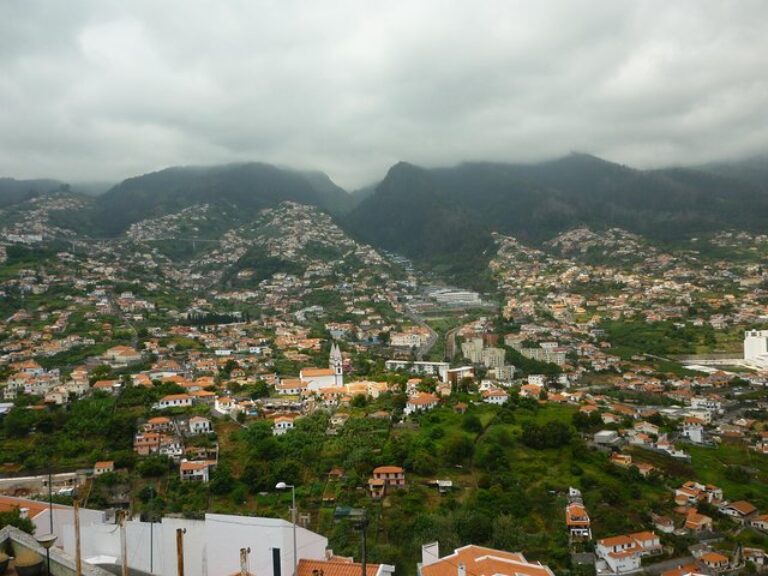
[{"left": 1, "top": 1, "right": 767, "bottom": 189}]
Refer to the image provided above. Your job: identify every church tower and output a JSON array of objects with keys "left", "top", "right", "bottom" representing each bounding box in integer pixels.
[{"left": 329, "top": 342, "right": 344, "bottom": 386}]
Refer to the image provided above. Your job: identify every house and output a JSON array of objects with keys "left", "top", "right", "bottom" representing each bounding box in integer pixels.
[
  {"left": 634, "top": 462, "right": 656, "bottom": 478},
  {"left": 179, "top": 459, "right": 212, "bottom": 482},
  {"left": 92, "top": 379, "right": 122, "bottom": 395},
  {"left": 188, "top": 416, "right": 212, "bottom": 435},
  {"left": 652, "top": 514, "right": 675, "bottom": 534},
  {"left": 743, "top": 548, "right": 768, "bottom": 569},
  {"left": 418, "top": 543, "right": 554, "bottom": 576},
  {"left": 596, "top": 531, "right": 661, "bottom": 574},
  {"left": 594, "top": 430, "right": 621, "bottom": 447},
  {"left": 610, "top": 453, "right": 632, "bottom": 468},
  {"left": 691, "top": 396, "right": 722, "bottom": 415},
  {"left": 273, "top": 415, "right": 296, "bottom": 436},
  {"left": 297, "top": 559, "right": 394, "bottom": 576},
  {"left": 675, "top": 481, "right": 723, "bottom": 505},
  {"left": 93, "top": 461, "right": 114, "bottom": 476},
  {"left": 634, "top": 421, "right": 659, "bottom": 436},
  {"left": 133, "top": 432, "right": 183, "bottom": 459},
  {"left": 369, "top": 466, "right": 405, "bottom": 499},
  {"left": 684, "top": 510, "right": 713, "bottom": 533},
  {"left": 720, "top": 500, "right": 757, "bottom": 522},
  {"left": 660, "top": 563, "right": 703, "bottom": 576},
  {"left": 699, "top": 552, "right": 729, "bottom": 572},
  {"left": 215, "top": 396, "right": 237, "bottom": 414},
  {"left": 102, "top": 345, "right": 142, "bottom": 366},
  {"left": 482, "top": 389, "right": 509, "bottom": 405},
  {"left": 405, "top": 393, "right": 439, "bottom": 416},
  {"left": 682, "top": 417, "right": 705, "bottom": 444},
  {"left": 565, "top": 502, "right": 592, "bottom": 541},
  {"left": 144, "top": 416, "right": 173, "bottom": 432},
  {"left": 276, "top": 378, "right": 307, "bottom": 396},
  {"left": 520, "top": 383, "right": 543, "bottom": 398},
  {"left": 750, "top": 514, "right": 768, "bottom": 531},
  {"left": 153, "top": 394, "right": 193, "bottom": 410}
]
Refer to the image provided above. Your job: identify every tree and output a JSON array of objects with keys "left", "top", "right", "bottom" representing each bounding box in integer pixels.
[
  {"left": 3, "top": 408, "right": 38, "bottom": 438},
  {"left": 0, "top": 507, "right": 35, "bottom": 534},
  {"left": 442, "top": 434, "right": 474, "bottom": 465},
  {"left": 492, "top": 514, "right": 525, "bottom": 550},
  {"left": 462, "top": 413, "right": 483, "bottom": 434},
  {"left": 521, "top": 422, "right": 572, "bottom": 449}
]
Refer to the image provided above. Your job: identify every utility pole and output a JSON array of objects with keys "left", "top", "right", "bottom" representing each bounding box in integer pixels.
[
  {"left": 118, "top": 510, "right": 128, "bottom": 576},
  {"left": 354, "top": 513, "right": 369, "bottom": 576},
  {"left": 74, "top": 499, "right": 82, "bottom": 576},
  {"left": 48, "top": 466, "right": 53, "bottom": 534},
  {"left": 149, "top": 485, "right": 155, "bottom": 574},
  {"left": 176, "top": 528, "right": 186, "bottom": 576}
]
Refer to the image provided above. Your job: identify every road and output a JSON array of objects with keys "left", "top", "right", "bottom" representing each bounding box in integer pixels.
[
  {"left": 404, "top": 304, "right": 438, "bottom": 360},
  {"left": 445, "top": 327, "right": 458, "bottom": 361}
]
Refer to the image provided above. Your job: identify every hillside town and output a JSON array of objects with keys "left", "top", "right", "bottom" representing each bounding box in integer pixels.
[{"left": 2, "top": 201, "right": 768, "bottom": 576}]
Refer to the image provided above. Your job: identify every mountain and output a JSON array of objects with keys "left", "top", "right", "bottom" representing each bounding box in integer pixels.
[
  {"left": 84, "top": 162, "right": 352, "bottom": 236},
  {"left": 0, "top": 178, "right": 66, "bottom": 208},
  {"left": 345, "top": 153, "right": 768, "bottom": 278},
  {"left": 695, "top": 155, "right": 768, "bottom": 191}
]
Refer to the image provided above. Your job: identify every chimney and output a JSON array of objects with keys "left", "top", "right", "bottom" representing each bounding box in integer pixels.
[
  {"left": 240, "top": 548, "right": 249, "bottom": 576},
  {"left": 421, "top": 542, "right": 440, "bottom": 567},
  {"left": 19, "top": 507, "right": 29, "bottom": 520},
  {"left": 458, "top": 564, "right": 466, "bottom": 576}
]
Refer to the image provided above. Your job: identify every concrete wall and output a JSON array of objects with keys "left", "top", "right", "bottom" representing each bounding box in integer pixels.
[{"left": 54, "top": 509, "right": 326, "bottom": 576}]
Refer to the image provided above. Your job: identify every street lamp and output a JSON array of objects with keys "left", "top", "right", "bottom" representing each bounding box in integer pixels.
[
  {"left": 36, "top": 533, "right": 57, "bottom": 575},
  {"left": 275, "top": 482, "right": 297, "bottom": 576}
]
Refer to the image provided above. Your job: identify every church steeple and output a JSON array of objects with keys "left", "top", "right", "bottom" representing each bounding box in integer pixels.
[{"left": 330, "top": 342, "right": 343, "bottom": 385}]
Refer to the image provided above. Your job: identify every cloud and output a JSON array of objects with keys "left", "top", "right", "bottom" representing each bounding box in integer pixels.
[{"left": 1, "top": 0, "right": 767, "bottom": 188}]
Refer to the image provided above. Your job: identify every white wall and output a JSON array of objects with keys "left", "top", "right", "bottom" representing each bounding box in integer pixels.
[
  {"left": 745, "top": 331, "right": 768, "bottom": 361},
  {"left": 53, "top": 508, "right": 327, "bottom": 576}
]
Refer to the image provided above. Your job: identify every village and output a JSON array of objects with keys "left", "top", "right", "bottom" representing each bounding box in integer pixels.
[{"left": 2, "top": 200, "right": 768, "bottom": 575}]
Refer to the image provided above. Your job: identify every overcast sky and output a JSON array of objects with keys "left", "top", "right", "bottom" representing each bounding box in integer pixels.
[{"left": 1, "top": 1, "right": 767, "bottom": 189}]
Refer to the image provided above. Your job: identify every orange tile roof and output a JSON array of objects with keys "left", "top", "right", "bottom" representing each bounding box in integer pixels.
[
  {"left": 373, "top": 466, "right": 403, "bottom": 474},
  {"left": 298, "top": 559, "right": 379, "bottom": 576},
  {"left": 728, "top": 500, "right": 757, "bottom": 515},
  {"left": 180, "top": 460, "right": 209, "bottom": 471},
  {"left": 302, "top": 368, "right": 335, "bottom": 377},
  {"left": 421, "top": 545, "right": 553, "bottom": 576},
  {"left": 661, "top": 562, "right": 700, "bottom": 576},
  {"left": 0, "top": 495, "right": 60, "bottom": 519},
  {"left": 598, "top": 535, "right": 635, "bottom": 548},
  {"left": 701, "top": 552, "right": 728, "bottom": 564}
]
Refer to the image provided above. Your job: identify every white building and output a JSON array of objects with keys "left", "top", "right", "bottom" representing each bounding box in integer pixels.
[
  {"left": 596, "top": 532, "right": 661, "bottom": 574},
  {"left": 153, "top": 394, "right": 193, "bottom": 410},
  {"left": 273, "top": 415, "right": 296, "bottom": 436},
  {"left": 188, "top": 416, "right": 212, "bottom": 435},
  {"left": 180, "top": 459, "right": 212, "bottom": 482},
  {"left": 682, "top": 417, "right": 705, "bottom": 444},
  {"left": 385, "top": 360, "right": 450, "bottom": 382},
  {"left": 16, "top": 495, "right": 329, "bottom": 576},
  {"left": 482, "top": 389, "right": 509, "bottom": 405},
  {"left": 690, "top": 396, "right": 722, "bottom": 415},
  {"left": 745, "top": 330, "right": 768, "bottom": 368},
  {"left": 299, "top": 343, "right": 344, "bottom": 391}
]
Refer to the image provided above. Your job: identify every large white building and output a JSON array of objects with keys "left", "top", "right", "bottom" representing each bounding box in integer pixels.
[
  {"left": 4, "top": 496, "right": 328, "bottom": 576},
  {"left": 745, "top": 330, "right": 768, "bottom": 368},
  {"left": 300, "top": 343, "right": 344, "bottom": 390}
]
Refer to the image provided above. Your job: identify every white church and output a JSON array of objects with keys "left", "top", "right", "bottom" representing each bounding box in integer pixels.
[
  {"left": 299, "top": 342, "right": 344, "bottom": 390},
  {"left": 744, "top": 330, "right": 768, "bottom": 369}
]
